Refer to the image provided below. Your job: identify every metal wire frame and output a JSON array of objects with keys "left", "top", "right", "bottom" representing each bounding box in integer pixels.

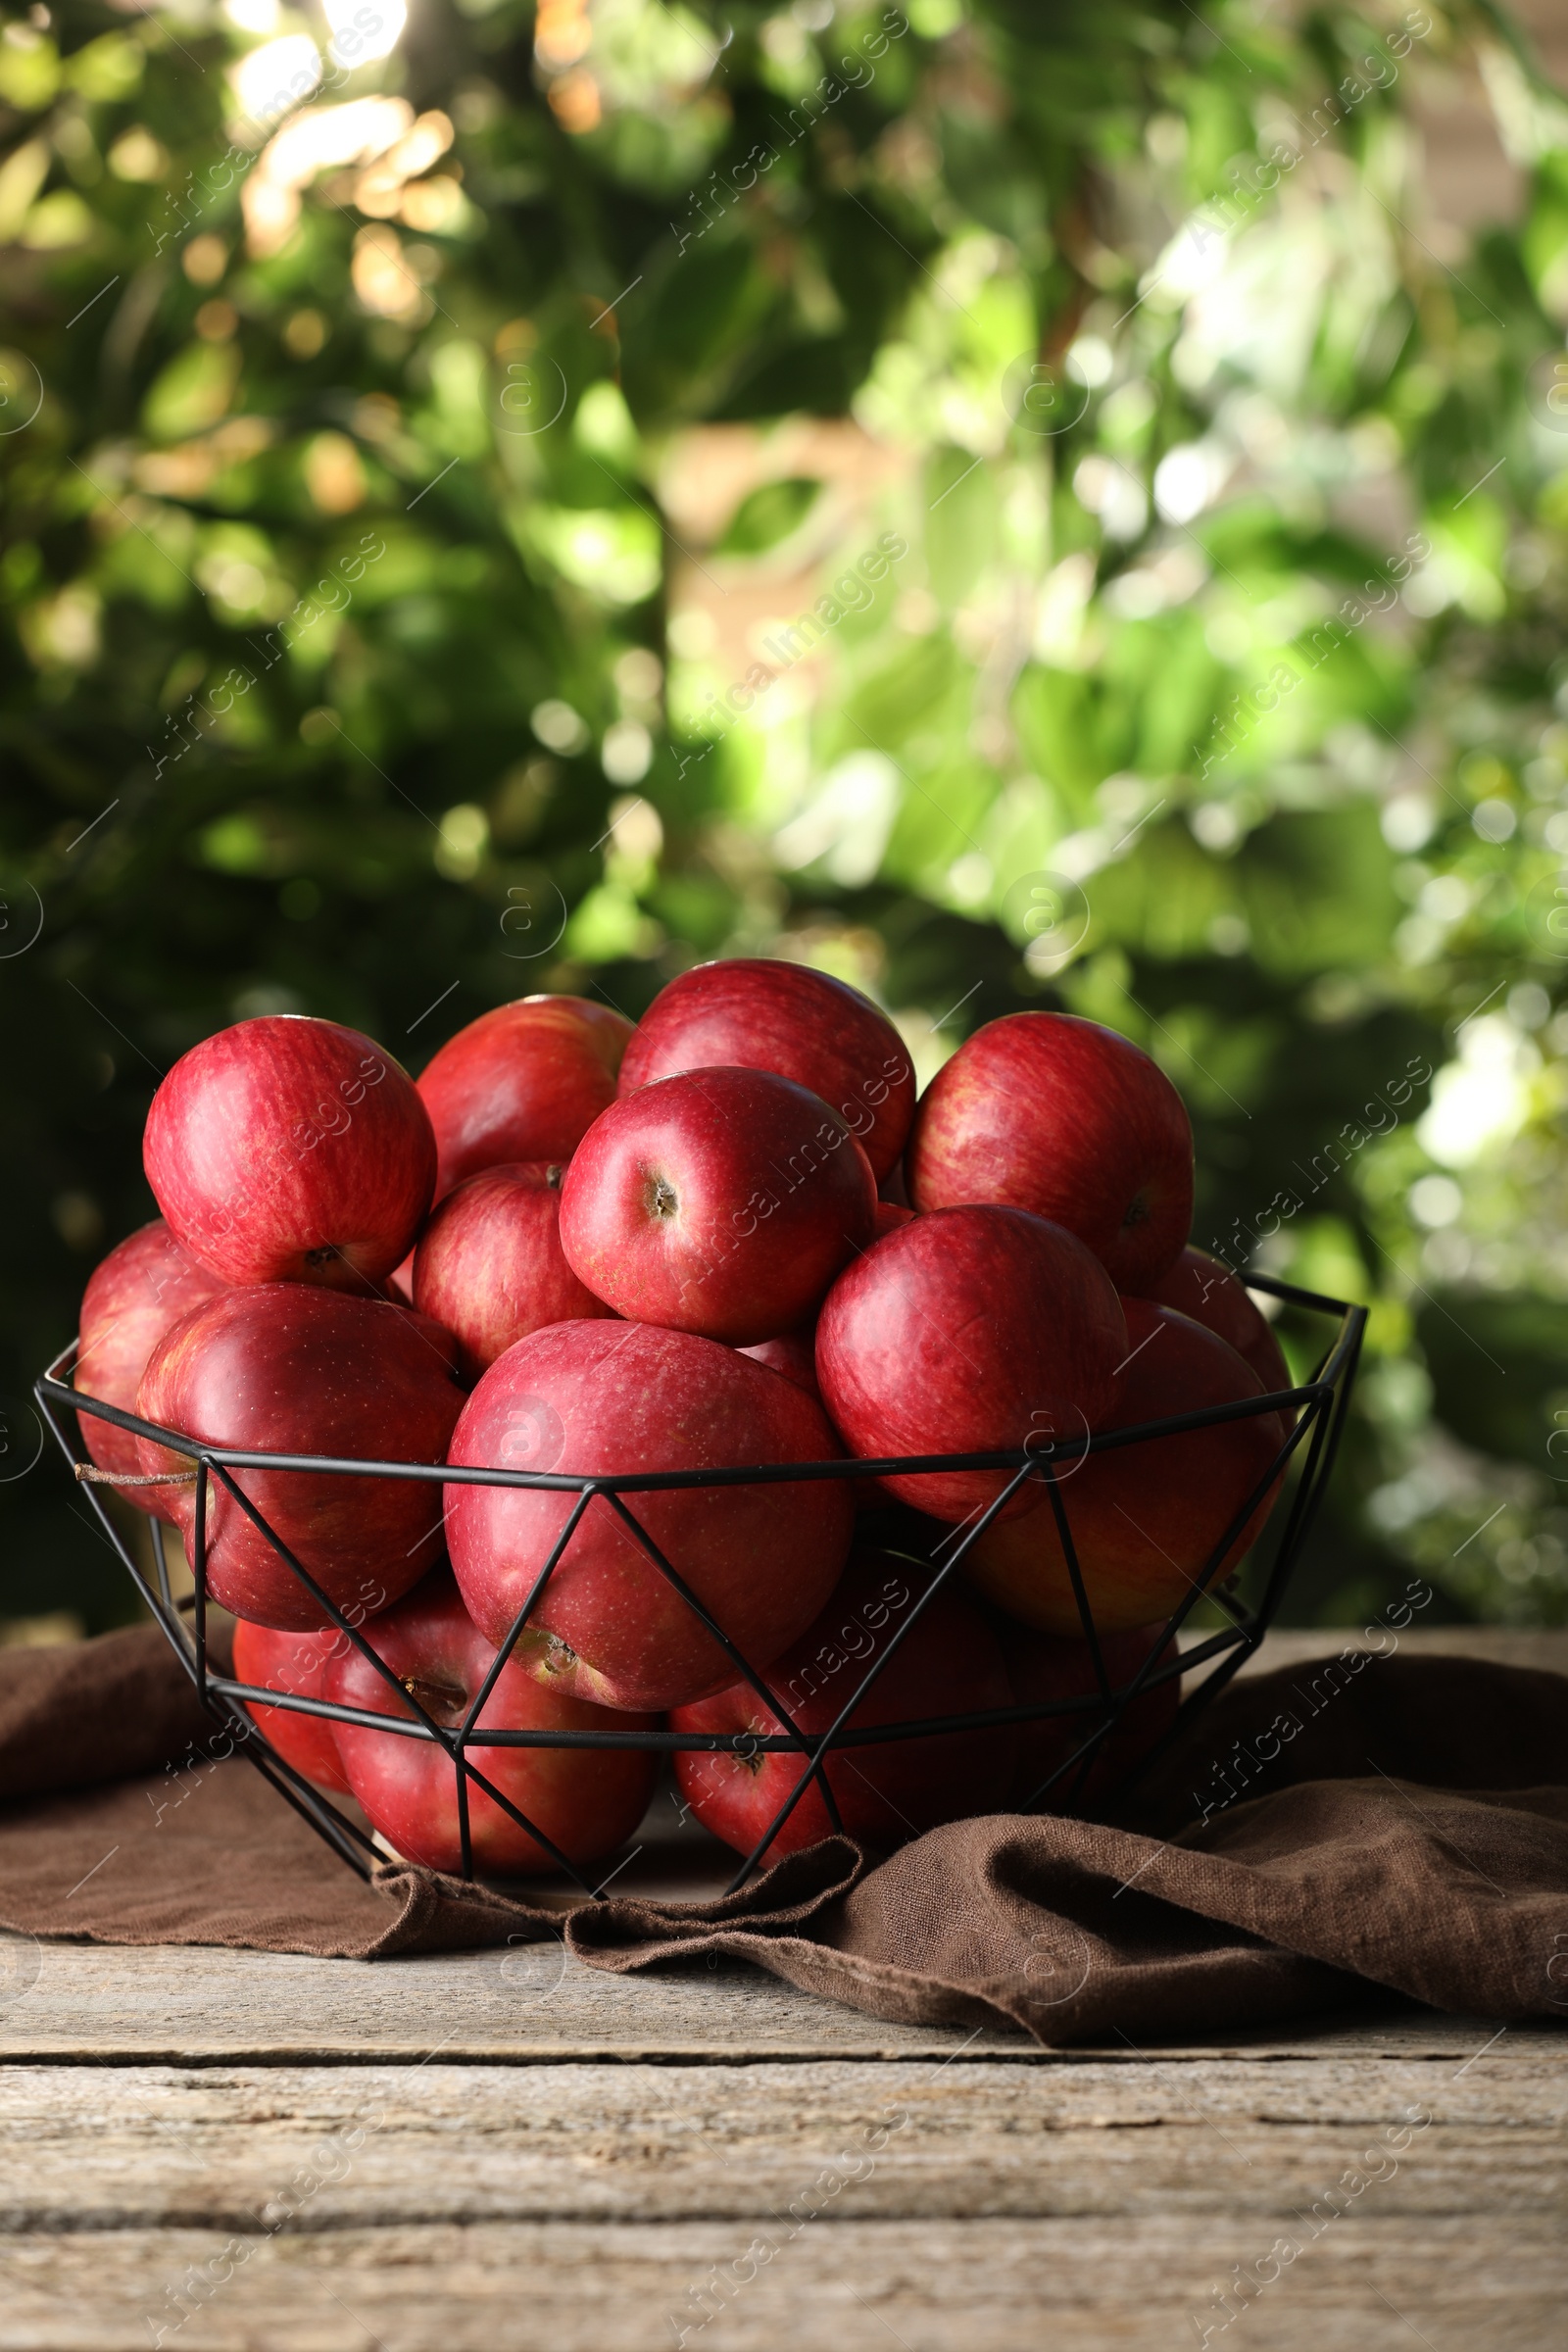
[{"left": 35, "top": 1273, "right": 1364, "bottom": 1899}]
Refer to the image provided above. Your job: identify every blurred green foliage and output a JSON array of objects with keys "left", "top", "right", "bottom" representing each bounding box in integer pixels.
[{"left": 3, "top": 0, "right": 1568, "bottom": 1630}]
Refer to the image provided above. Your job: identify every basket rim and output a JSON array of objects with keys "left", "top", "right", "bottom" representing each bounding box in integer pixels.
[{"left": 43, "top": 1270, "right": 1363, "bottom": 1489}]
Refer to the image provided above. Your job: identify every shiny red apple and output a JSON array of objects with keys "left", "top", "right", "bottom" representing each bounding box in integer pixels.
[
  {"left": 417, "top": 994, "right": 633, "bottom": 1200},
  {"left": 616, "top": 957, "right": 915, "bottom": 1181},
  {"left": 814, "top": 1204, "right": 1126, "bottom": 1523},
  {"left": 326, "top": 1571, "right": 657, "bottom": 1876},
  {"left": 1004, "top": 1623, "right": 1180, "bottom": 1810},
  {"left": 907, "top": 1011, "right": 1194, "bottom": 1292},
  {"left": 962, "top": 1301, "right": 1287, "bottom": 1634},
  {"left": 143, "top": 1015, "right": 436, "bottom": 1291},
  {"left": 444, "top": 1319, "right": 853, "bottom": 1713},
  {"left": 1143, "top": 1246, "right": 1292, "bottom": 1399},
  {"left": 136, "top": 1285, "right": 465, "bottom": 1631},
  {"left": 671, "top": 1549, "right": 1016, "bottom": 1864},
  {"left": 412, "top": 1161, "right": 614, "bottom": 1380},
  {"left": 558, "top": 1067, "right": 876, "bottom": 1346},
  {"left": 231, "top": 1617, "right": 353, "bottom": 1793},
  {"left": 75, "top": 1220, "right": 228, "bottom": 1517}
]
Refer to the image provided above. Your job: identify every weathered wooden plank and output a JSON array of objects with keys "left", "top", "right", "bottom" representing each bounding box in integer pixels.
[
  {"left": 0, "top": 2055, "right": 1561, "bottom": 2226},
  {"left": 0, "top": 1936, "right": 1027, "bottom": 2063},
  {"left": 0, "top": 2216, "right": 1561, "bottom": 2350},
  {"left": 2, "top": 1932, "right": 1559, "bottom": 2065},
  {"left": 0, "top": 2057, "right": 1559, "bottom": 2348}
]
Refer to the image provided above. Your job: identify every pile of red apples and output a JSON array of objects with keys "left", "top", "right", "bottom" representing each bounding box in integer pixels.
[{"left": 74, "top": 962, "right": 1294, "bottom": 1881}]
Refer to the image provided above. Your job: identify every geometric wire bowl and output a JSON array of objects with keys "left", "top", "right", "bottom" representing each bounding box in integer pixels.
[{"left": 36, "top": 1273, "right": 1363, "bottom": 1900}]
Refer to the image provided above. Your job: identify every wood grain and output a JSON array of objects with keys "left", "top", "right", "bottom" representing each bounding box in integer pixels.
[
  {"left": 3, "top": 2053, "right": 1562, "bottom": 2222},
  {"left": 3, "top": 1934, "right": 1562, "bottom": 2067},
  {"left": 2, "top": 2219, "right": 1564, "bottom": 2352},
  {"left": 0, "top": 2054, "right": 1560, "bottom": 2349},
  {"left": 0, "top": 1934, "right": 1028, "bottom": 2064}
]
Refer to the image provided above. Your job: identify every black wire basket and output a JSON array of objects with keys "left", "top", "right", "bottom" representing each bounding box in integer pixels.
[{"left": 36, "top": 1273, "right": 1363, "bottom": 1900}]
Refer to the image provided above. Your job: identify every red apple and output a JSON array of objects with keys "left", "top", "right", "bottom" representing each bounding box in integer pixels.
[
  {"left": 907, "top": 1011, "right": 1194, "bottom": 1292},
  {"left": 445, "top": 1319, "right": 853, "bottom": 1713},
  {"left": 135, "top": 1285, "right": 466, "bottom": 1631},
  {"left": 1004, "top": 1624, "right": 1180, "bottom": 1810},
  {"left": 873, "top": 1200, "right": 914, "bottom": 1239},
  {"left": 1142, "top": 1246, "right": 1293, "bottom": 1400},
  {"left": 143, "top": 1015, "right": 436, "bottom": 1291},
  {"left": 814, "top": 1204, "right": 1127, "bottom": 1523},
  {"left": 962, "top": 1301, "right": 1287, "bottom": 1635},
  {"left": 670, "top": 1549, "right": 1016, "bottom": 1864},
  {"left": 558, "top": 1068, "right": 876, "bottom": 1346},
  {"left": 231, "top": 1617, "right": 353, "bottom": 1793},
  {"left": 412, "top": 1161, "right": 615, "bottom": 1381},
  {"left": 326, "top": 1571, "right": 657, "bottom": 1876},
  {"left": 417, "top": 995, "right": 633, "bottom": 1200},
  {"left": 75, "top": 1221, "right": 228, "bottom": 1517},
  {"left": 616, "top": 959, "right": 915, "bottom": 1181}
]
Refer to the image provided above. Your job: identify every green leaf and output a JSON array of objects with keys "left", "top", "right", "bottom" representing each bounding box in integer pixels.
[
  {"left": 141, "top": 343, "right": 241, "bottom": 443},
  {"left": 715, "top": 476, "right": 820, "bottom": 556}
]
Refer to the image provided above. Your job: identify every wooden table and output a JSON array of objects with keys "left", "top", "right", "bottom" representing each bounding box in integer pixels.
[{"left": 2, "top": 1630, "right": 1564, "bottom": 2350}]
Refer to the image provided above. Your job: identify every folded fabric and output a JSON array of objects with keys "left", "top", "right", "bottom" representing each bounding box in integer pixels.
[{"left": 2, "top": 1623, "right": 1565, "bottom": 2041}]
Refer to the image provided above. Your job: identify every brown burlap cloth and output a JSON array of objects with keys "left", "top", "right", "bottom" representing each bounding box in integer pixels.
[{"left": 3, "top": 1624, "right": 1566, "bottom": 2041}]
